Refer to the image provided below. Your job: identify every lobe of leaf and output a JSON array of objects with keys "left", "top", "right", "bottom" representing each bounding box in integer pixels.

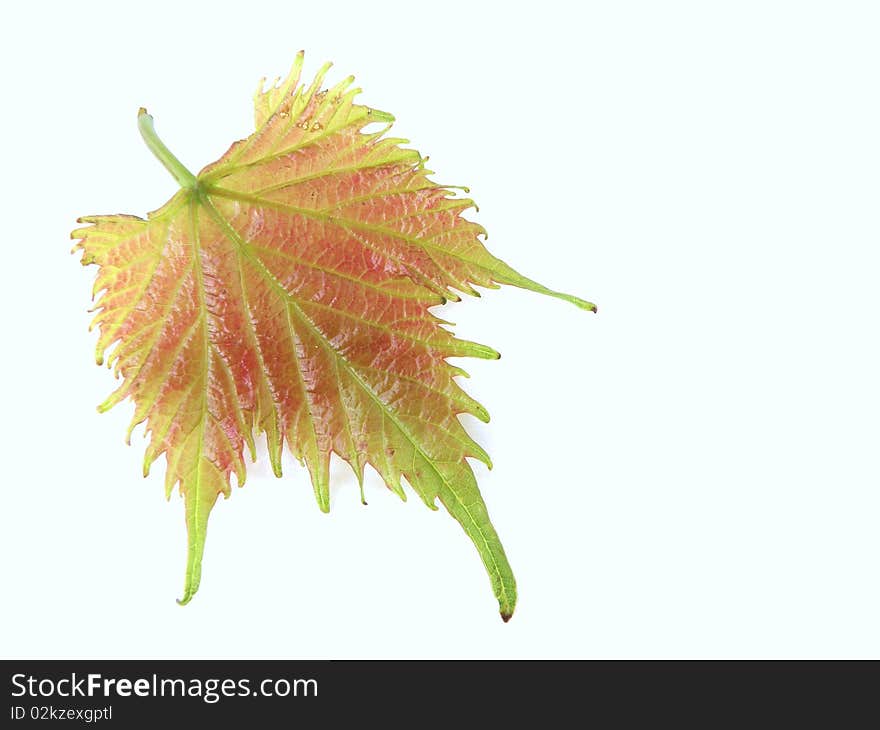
[{"left": 72, "top": 52, "right": 595, "bottom": 620}]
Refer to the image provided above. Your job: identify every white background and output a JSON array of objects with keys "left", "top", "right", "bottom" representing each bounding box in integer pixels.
[{"left": 1, "top": 1, "right": 879, "bottom": 658}]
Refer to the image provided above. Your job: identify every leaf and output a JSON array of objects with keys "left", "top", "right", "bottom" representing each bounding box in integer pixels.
[{"left": 72, "top": 52, "right": 595, "bottom": 620}]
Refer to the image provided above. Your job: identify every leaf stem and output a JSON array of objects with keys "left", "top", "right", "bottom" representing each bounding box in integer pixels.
[{"left": 137, "top": 108, "right": 198, "bottom": 190}]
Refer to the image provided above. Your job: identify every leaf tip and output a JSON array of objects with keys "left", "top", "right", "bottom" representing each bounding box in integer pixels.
[
  {"left": 366, "top": 108, "right": 395, "bottom": 124},
  {"left": 459, "top": 341, "right": 500, "bottom": 360},
  {"left": 558, "top": 293, "right": 597, "bottom": 312},
  {"left": 535, "top": 290, "right": 598, "bottom": 312},
  {"left": 500, "top": 610, "right": 513, "bottom": 623}
]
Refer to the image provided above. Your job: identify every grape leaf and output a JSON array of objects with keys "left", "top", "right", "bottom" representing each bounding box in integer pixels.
[{"left": 72, "top": 53, "right": 595, "bottom": 620}]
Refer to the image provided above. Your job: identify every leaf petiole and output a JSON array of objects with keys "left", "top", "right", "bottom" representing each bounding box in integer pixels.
[{"left": 137, "top": 108, "right": 198, "bottom": 190}]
